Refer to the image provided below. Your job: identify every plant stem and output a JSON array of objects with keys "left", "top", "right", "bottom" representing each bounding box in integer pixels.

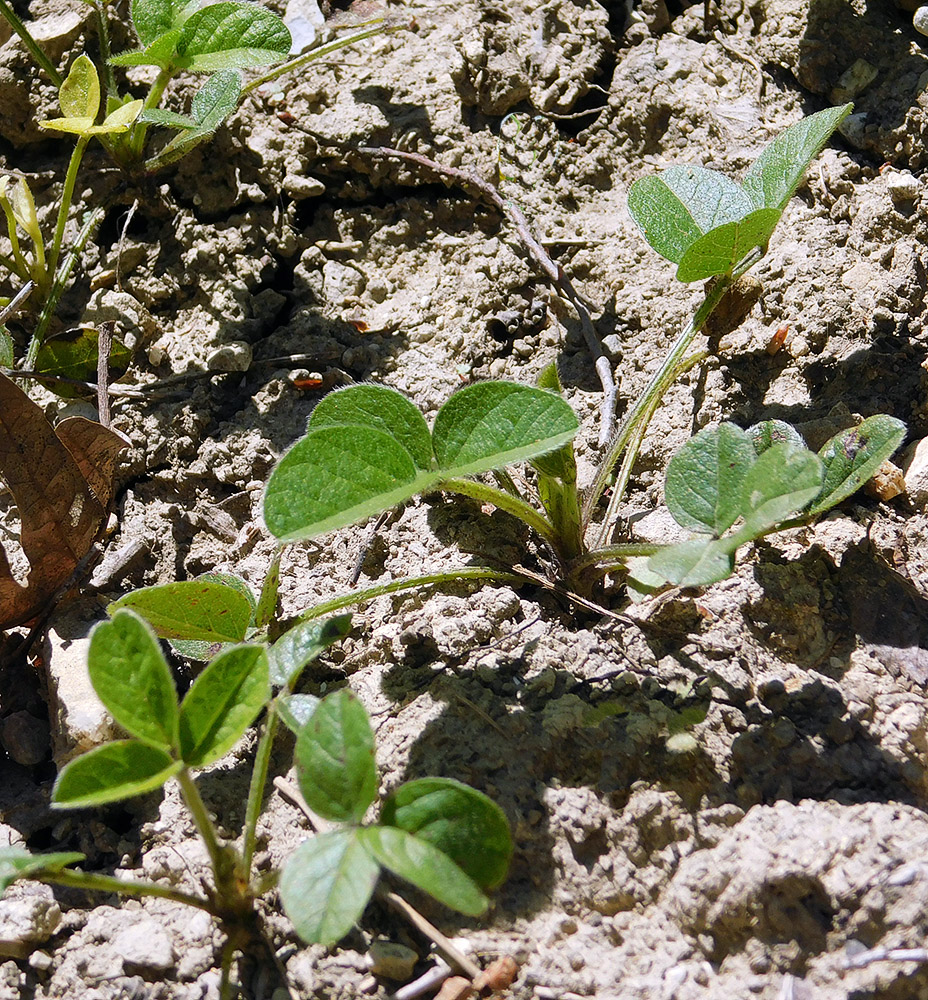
[
  {"left": 241, "top": 704, "right": 279, "bottom": 882},
  {"left": 242, "top": 23, "right": 390, "bottom": 95},
  {"left": 438, "top": 476, "right": 558, "bottom": 546},
  {"left": 0, "top": 0, "right": 62, "bottom": 86},
  {"left": 567, "top": 542, "right": 662, "bottom": 576},
  {"left": 26, "top": 204, "right": 104, "bottom": 367},
  {"left": 37, "top": 869, "right": 218, "bottom": 914},
  {"left": 582, "top": 249, "right": 764, "bottom": 539},
  {"left": 218, "top": 936, "right": 237, "bottom": 1000},
  {"left": 129, "top": 67, "right": 173, "bottom": 159},
  {"left": 93, "top": 1, "right": 119, "bottom": 100},
  {"left": 294, "top": 566, "right": 527, "bottom": 622},
  {"left": 176, "top": 767, "right": 229, "bottom": 893},
  {"left": 46, "top": 136, "right": 90, "bottom": 286}
]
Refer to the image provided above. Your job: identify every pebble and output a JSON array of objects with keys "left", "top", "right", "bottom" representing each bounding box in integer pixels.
[
  {"left": 0, "top": 711, "right": 49, "bottom": 766},
  {"left": 885, "top": 170, "right": 920, "bottom": 203},
  {"left": 112, "top": 918, "right": 175, "bottom": 973},
  {"left": 0, "top": 892, "right": 61, "bottom": 959},
  {"left": 367, "top": 940, "right": 418, "bottom": 980},
  {"left": 902, "top": 436, "right": 928, "bottom": 505},
  {"left": 206, "top": 341, "right": 252, "bottom": 372},
  {"left": 914, "top": 5, "right": 928, "bottom": 35}
]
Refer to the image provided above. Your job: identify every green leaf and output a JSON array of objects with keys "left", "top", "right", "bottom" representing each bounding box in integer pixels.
[
  {"left": 808, "top": 415, "right": 906, "bottom": 515},
  {"left": 676, "top": 208, "right": 781, "bottom": 282},
  {"left": 58, "top": 54, "right": 99, "bottom": 121},
  {"left": 277, "top": 693, "right": 320, "bottom": 735},
  {"left": 627, "top": 165, "right": 752, "bottom": 265},
  {"left": 358, "top": 827, "right": 488, "bottom": 917},
  {"left": 53, "top": 741, "right": 181, "bottom": 807},
  {"left": 743, "top": 104, "right": 853, "bottom": 212},
  {"left": 189, "top": 69, "right": 241, "bottom": 128},
  {"left": 309, "top": 385, "right": 433, "bottom": 472},
  {"left": 740, "top": 443, "right": 823, "bottom": 535},
  {"left": 109, "top": 581, "right": 253, "bottom": 642},
  {"left": 174, "top": 2, "right": 291, "bottom": 70},
  {"left": 747, "top": 419, "right": 805, "bottom": 455},
  {"left": 9, "top": 179, "right": 41, "bottom": 246},
  {"left": 110, "top": 30, "right": 184, "bottom": 69},
  {"left": 268, "top": 614, "right": 352, "bottom": 688},
  {"left": 647, "top": 536, "right": 737, "bottom": 588},
  {"left": 0, "top": 330, "right": 13, "bottom": 369},
  {"left": 178, "top": 645, "right": 270, "bottom": 767},
  {"left": 263, "top": 425, "right": 432, "bottom": 543},
  {"left": 169, "top": 573, "right": 256, "bottom": 661},
  {"left": 279, "top": 830, "right": 379, "bottom": 946},
  {"left": 35, "top": 327, "right": 131, "bottom": 399},
  {"left": 94, "top": 99, "right": 143, "bottom": 134},
  {"left": 88, "top": 610, "right": 179, "bottom": 749},
  {"left": 294, "top": 689, "right": 376, "bottom": 824},
  {"left": 0, "top": 849, "right": 85, "bottom": 893},
  {"left": 139, "top": 107, "right": 199, "bottom": 129},
  {"left": 255, "top": 550, "right": 281, "bottom": 629},
  {"left": 432, "top": 382, "right": 578, "bottom": 478},
  {"left": 664, "top": 423, "right": 756, "bottom": 535},
  {"left": 381, "top": 778, "right": 512, "bottom": 890},
  {"left": 131, "top": 0, "right": 196, "bottom": 46}
]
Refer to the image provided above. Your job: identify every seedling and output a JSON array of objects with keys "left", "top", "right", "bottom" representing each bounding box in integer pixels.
[
  {"left": 255, "top": 374, "right": 903, "bottom": 607},
  {"left": 0, "top": 602, "right": 511, "bottom": 998}
]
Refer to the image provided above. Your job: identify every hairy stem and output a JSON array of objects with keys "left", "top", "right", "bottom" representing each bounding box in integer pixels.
[
  {"left": 437, "top": 476, "right": 558, "bottom": 546},
  {"left": 241, "top": 705, "right": 279, "bottom": 881},
  {"left": 37, "top": 869, "right": 218, "bottom": 914},
  {"left": 294, "top": 566, "right": 527, "bottom": 622}
]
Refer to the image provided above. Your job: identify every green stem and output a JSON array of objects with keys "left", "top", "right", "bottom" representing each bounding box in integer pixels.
[
  {"left": 294, "top": 566, "right": 527, "bottom": 622},
  {"left": 0, "top": 197, "right": 28, "bottom": 282},
  {"left": 0, "top": 0, "right": 62, "bottom": 86},
  {"left": 27, "top": 204, "right": 104, "bottom": 367},
  {"left": 567, "top": 542, "right": 662, "bottom": 575},
  {"left": 218, "top": 936, "right": 237, "bottom": 1000},
  {"left": 129, "top": 67, "right": 173, "bottom": 159},
  {"left": 47, "top": 136, "right": 90, "bottom": 285},
  {"left": 93, "top": 2, "right": 118, "bottom": 100},
  {"left": 242, "top": 23, "right": 390, "bottom": 95},
  {"left": 241, "top": 704, "right": 279, "bottom": 882},
  {"left": 36, "top": 869, "right": 218, "bottom": 914},
  {"left": 582, "top": 250, "right": 764, "bottom": 537},
  {"left": 176, "top": 767, "right": 229, "bottom": 892},
  {"left": 438, "top": 476, "right": 558, "bottom": 546}
]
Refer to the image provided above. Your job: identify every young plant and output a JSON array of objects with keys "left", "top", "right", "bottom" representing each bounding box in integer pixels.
[
  {"left": 628, "top": 415, "right": 906, "bottom": 592},
  {"left": 0, "top": 598, "right": 511, "bottom": 997}
]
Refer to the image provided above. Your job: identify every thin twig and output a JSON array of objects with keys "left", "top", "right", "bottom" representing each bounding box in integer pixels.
[
  {"left": 0, "top": 280, "right": 34, "bottom": 326},
  {"left": 842, "top": 944, "right": 928, "bottom": 969},
  {"left": 96, "top": 320, "right": 114, "bottom": 428},
  {"left": 353, "top": 144, "right": 618, "bottom": 442}
]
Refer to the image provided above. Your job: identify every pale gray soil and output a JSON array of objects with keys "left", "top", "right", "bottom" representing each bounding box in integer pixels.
[{"left": 3, "top": 0, "right": 928, "bottom": 998}]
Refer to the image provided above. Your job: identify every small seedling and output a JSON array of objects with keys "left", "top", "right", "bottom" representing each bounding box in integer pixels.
[{"left": 0, "top": 599, "right": 511, "bottom": 998}]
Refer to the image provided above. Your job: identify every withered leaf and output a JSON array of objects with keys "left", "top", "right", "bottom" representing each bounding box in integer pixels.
[{"left": 0, "top": 373, "right": 128, "bottom": 628}]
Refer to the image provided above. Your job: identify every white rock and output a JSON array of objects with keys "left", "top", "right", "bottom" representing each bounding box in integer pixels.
[
  {"left": 885, "top": 170, "right": 920, "bottom": 203},
  {"left": 0, "top": 890, "right": 61, "bottom": 959},
  {"left": 902, "top": 436, "right": 928, "bottom": 506},
  {"left": 45, "top": 621, "right": 117, "bottom": 764},
  {"left": 206, "top": 341, "right": 252, "bottom": 372},
  {"left": 112, "top": 918, "right": 175, "bottom": 973},
  {"left": 915, "top": 5, "right": 928, "bottom": 36}
]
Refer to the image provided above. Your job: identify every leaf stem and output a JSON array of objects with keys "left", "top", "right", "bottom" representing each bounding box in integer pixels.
[
  {"left": 130, "top": 67, "right": 173, "bottom": 159},
  {"left": 176, "top": 767, "right": 230, "bottom": 896},
  {"left": 26, "top": 204, "right": 104, "bottom": 367},
  {"left": 36, "top": 868, "right": 218, "bottom": 914},
  {"left": 242, "top": 23, "right": 390, "bottom": 95},
  {"left": 293, "top": 567, "right": 527, "bottom": 622},
  {"left": 46, "top": 136, "right": 90, "bottom": 288},
  {"left": 567, "top": 542, "right": 662, "bottom": 576},
  {"left": 0, "top": 0, "right": 62, "bottom": 87},
  {"left": 437, "top": 476, "right": 558, "bottom": 546},
  {"left": 583, "top": 248, "right": 764, "bottom": 540},
  {"left": 241, "top": 704, "right": 279, "bottom": 882}
]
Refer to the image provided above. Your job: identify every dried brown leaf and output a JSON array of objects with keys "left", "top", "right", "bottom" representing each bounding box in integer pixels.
[{"left": 0, "top": 373, "right": 127, "bottom": 628}]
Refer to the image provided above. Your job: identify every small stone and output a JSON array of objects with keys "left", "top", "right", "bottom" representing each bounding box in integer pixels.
[
  {"left": 282, "top": 175, "right": 326, "bottom": 200},
  {"left": 914, "top": 5, "right": 928, "bottom": 35},
  {"left": 474, "top": 956, "right": 519, "bottom": 991},
  {"left": 367, "top": 940, "right": 418, "bottom": 980},
  {"left": 28, "top": 950, "right": 52, "bottom": 971},
  {"left": 830, "top": 59, "right": 878, "bottom": 103},
  {"left": 885, "top": 170, "right": 920, "bottom": 203},
  {"left": 0, "top": 890, "right": 61, "bottom": 959},
  {"left": 864, "top": 460, "right": 905, "bottom": 501},
  {"left": 902, "top": 436, "right": 928, "bottom": 505},
  {"left": 434, "top": 976, "right": 475, "bottom": 1000},
  {"left": 206, "top": 341, "right": 252, "bottom": 372},
  {"left": 112, "top": 918, "right": 175, "bottom": 974},
  {"left": 0, "top": 711, "right": 49, "bottom": 766}
]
